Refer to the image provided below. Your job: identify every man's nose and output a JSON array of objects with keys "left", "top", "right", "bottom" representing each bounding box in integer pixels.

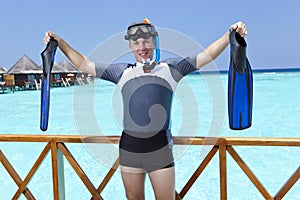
[{"left": 136, "top": 41, "right": 146, "bottom": 50}]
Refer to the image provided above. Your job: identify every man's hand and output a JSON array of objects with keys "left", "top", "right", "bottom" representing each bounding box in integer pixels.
[
  {"left": 230, "top": 21, "right": 247, "bottom": 37},
  {"left": 43, "top": 31, "right": 61, "bottom": 44}
]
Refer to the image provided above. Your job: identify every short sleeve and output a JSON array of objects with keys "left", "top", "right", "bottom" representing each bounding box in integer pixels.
[
  {"left": 163, "top": 55, "right": 197, "bottom": 82},
  {"left": 95, "top": 63, "right": 129, "bottom": 84}
]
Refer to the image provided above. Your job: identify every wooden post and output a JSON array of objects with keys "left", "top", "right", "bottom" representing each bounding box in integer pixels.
[
  {"left": 57, "top": 145, "right": 65, "bottom": 200},
  {"left": 219, "top": 143, "right": 227, "bottom": 200},
  {"left": 51, "top": 142, "right": 65, "bottom": 200}
]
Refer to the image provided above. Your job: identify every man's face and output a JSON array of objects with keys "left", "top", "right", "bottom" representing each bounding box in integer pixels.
[{"left": 129, "top": 37, "right": 155, "bottom": 63}]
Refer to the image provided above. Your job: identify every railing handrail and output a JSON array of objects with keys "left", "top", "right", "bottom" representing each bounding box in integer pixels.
[
  {"left": 0, "top": 134, "right": 299, "bottom": 200},
  {"left": 1, "top": 134, "right": 300, "bottom": 146}
]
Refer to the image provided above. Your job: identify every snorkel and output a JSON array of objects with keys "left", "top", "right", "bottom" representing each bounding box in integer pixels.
[
  {"left": 125, "top": 18, "right": 160, "bottom": 72},
  {"left": 154, "top": 30, "right": 160, "bottom": 63},
  {"left": 144, "top": 18, "right": 160, "bottom": 64}
]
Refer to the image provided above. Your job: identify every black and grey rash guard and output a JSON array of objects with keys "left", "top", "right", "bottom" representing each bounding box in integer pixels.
[{"left": 95, "top": 56, "right": 197, "bottom": 134}]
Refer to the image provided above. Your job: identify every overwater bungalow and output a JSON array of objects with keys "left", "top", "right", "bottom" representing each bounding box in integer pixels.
[
  {"left": 1, "top": 56, "right": 94, "bottom": 92},
  {"left": 6, "top": 55, "right": 41, "bottom": 90},
  {"left": 57, "top": 60, "right": 93, "bottom": 86},
  {"left": 49, "top": 60, "right": 80, "bottom": 87},
  {"left": 38, "top": 60, "right": 92, "bottom": 87}
]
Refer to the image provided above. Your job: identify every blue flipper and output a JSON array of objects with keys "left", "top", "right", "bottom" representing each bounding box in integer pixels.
[
  {"left": 228, "top": 31, "right": 253, "bottom": 130},
  {"left": 40, "top": 38, "right": 58, "bottom": 131}
]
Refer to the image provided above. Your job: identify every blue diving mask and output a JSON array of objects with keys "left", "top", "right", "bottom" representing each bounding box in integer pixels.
[{"left": 124, "top": 23, "right": 158, "bottom": 41}]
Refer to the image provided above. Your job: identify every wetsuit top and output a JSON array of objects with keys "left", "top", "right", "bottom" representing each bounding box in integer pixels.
[{"left": 95, "top": 56, "right": 197, "bottom": 133}]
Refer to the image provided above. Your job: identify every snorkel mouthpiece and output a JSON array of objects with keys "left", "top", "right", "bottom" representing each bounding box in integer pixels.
[{"left": 142, "top": 58, "right": 156, "bottom": 73}]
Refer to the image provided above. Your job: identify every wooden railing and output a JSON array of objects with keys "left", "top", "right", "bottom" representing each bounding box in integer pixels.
[{"left": 0, "top": 134, "right": 299, "bottom": 200}]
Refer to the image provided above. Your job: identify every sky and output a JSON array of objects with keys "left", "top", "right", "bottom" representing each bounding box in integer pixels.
[{"left": 1, "top": 0, "right": 300, "bottom": 70}]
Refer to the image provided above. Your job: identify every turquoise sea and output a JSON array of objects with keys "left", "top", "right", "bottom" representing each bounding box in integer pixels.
[{"left": 0, "top": 72, "right": 299, "bottom": 199}]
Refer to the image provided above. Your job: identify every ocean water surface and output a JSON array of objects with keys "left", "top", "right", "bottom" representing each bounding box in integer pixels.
[{"left": 0, "top": 72, "right": 299, "bottom": 199}]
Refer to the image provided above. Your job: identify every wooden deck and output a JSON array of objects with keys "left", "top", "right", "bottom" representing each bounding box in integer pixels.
[{"left": 0, "top": 134, "right": 299, "bottom": 199}]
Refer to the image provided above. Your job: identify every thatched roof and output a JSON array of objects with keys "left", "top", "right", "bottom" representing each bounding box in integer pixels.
[
  {"left": 38, "top": 60, "right": 80, "bottom": 74},
  {"left": 6, "top": 55, "right": 83, "bottom": 75},
  {"left": 8, "top": 55, "right": 41, "bottom": 74},
  {"left": 0, "top": 67, "right": 8, "bottom": 74},
  {"left": 49, "top": 62, "right": 63, "bottom": 73},
  {"left": 57, "top": 60, "right": 81, "bottom": 73}
]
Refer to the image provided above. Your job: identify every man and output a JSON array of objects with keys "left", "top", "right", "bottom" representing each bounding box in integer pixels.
[{"left": 44, "top": 19, "right": 247, "bottom": 200}]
